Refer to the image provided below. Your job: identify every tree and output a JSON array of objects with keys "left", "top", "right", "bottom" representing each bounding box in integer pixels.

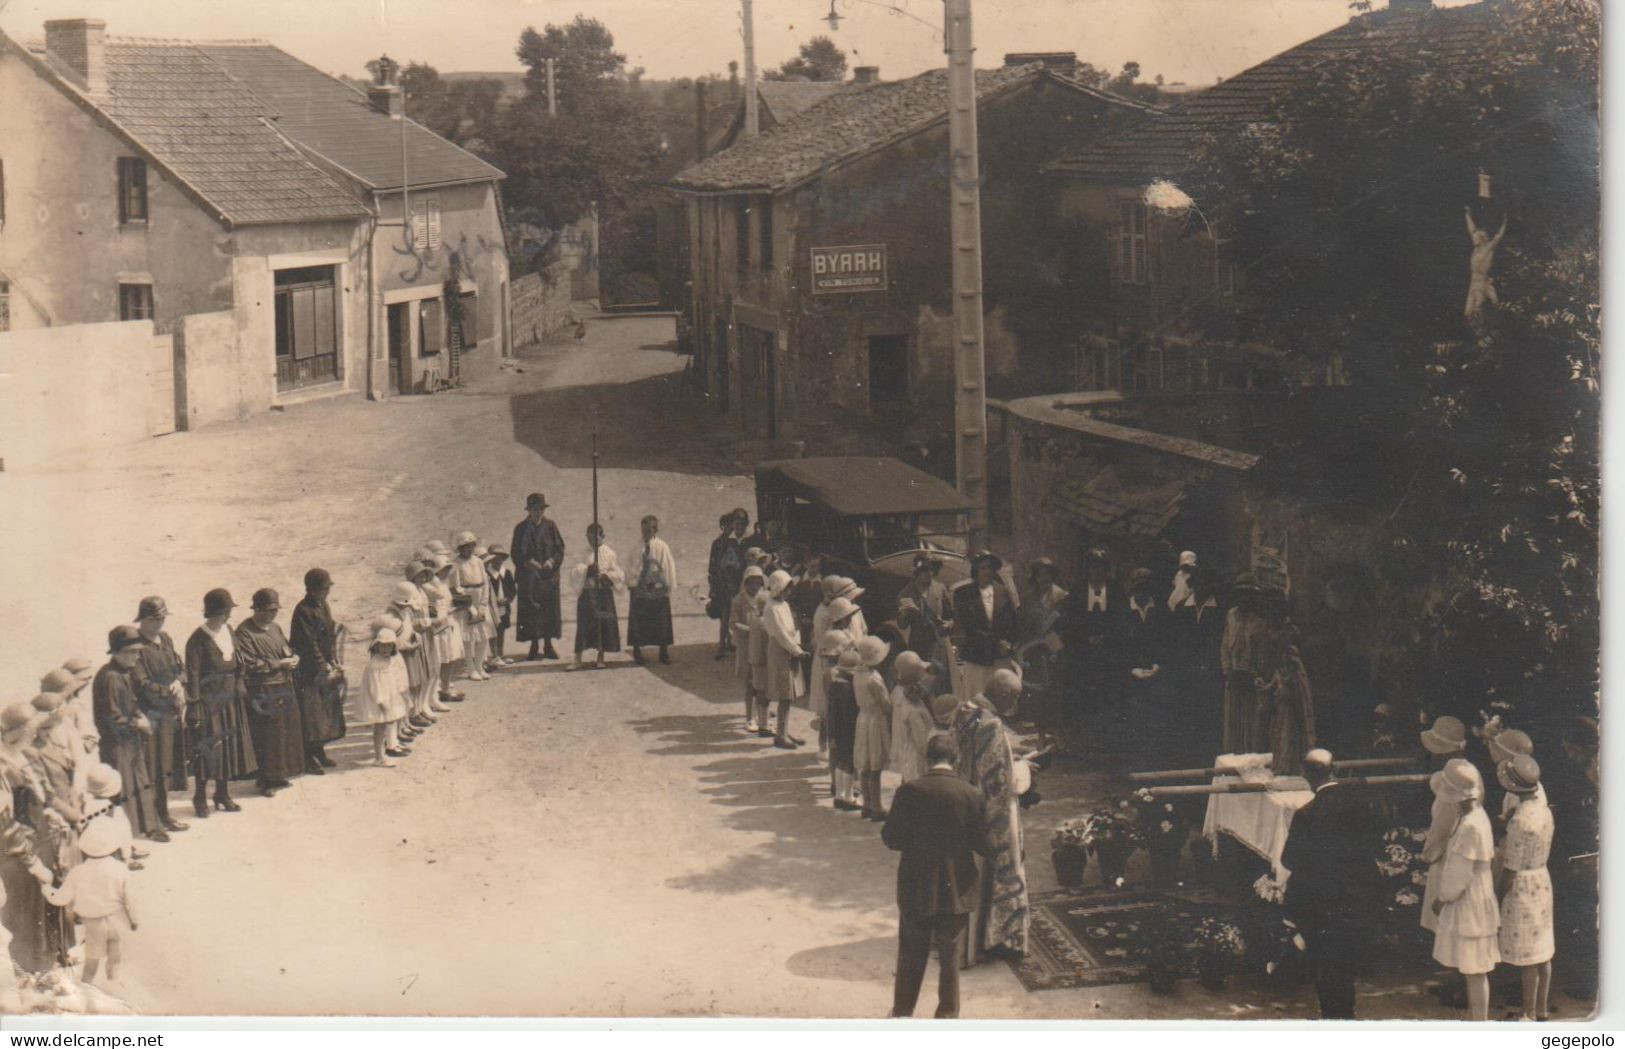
[
  {"left": 1106, "top": 60, "right": 1161, "bottom": 102},
  {"left": 765, "top": 36, "right": 847, "bottom": 81},
  {"left": 515, "top": 16, "right": 626, "bottom": 117},
  {"left": 1183, "top": 0, "right": 1599, "bottom": 731},
  {"left": 358, "top": 60, "right": 502, "bottom": 147}
]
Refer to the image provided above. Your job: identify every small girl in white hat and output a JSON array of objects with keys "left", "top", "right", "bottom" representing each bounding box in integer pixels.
[
  {"left": 732, "top": 568, "right": 767, "bottom": 731},
  {"left": 31, "top": 815, "right": 136, "bottom": 987},
  {"left": 853, "top": 636, "right": 893, "bottom": 820},
  {"left": 357, "top": 627, "right": 411, "bottom": 767},
  {"left": 1430, "top": 760, "right": 1501, "bottom": 1020}
]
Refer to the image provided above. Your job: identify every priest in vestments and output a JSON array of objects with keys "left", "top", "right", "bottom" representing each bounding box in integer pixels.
[
  {"left": 512, "top": 492, "right": 566, "bottom": 661},
  {"left": 952, "top": 677, "right": 1029, "bottom": 964}
]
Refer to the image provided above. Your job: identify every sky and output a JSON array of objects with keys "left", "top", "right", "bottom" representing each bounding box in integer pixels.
[{"left": 0, "top": 0, "right": 1448, "bottom": 86}]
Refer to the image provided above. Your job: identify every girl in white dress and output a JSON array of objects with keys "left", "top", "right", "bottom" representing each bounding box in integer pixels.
[
  {"left": 1497, "top": 754, "right": 1555, "bottom": 1021},
  {"left": 732, "top": 569, "right": 766, "bottom": 730},
  {"left": 1430, "top": 760, "right": 1500, "bottom": 1020},
  {"left": 356, "top": 628, "right": 410, "bottom": 767},
  {"left": 888, "top": 652, "right": 936, "bottom": 784},
  {"left": 429, "top": 554, "right": 465, "bottom": 706},
  {"left": 452, "top": 532, "right": 493, "bottom": 682},
  {"left": 1420, "top": 719, "right": 1471, "bottom": 934},
  {"left": 852, "top": 636, "right": 893, "bottom": 820}
]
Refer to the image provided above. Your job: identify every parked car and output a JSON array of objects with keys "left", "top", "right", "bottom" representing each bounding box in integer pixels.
[{"left": 753, "top": 457, "right": 973, "bottom": 633}]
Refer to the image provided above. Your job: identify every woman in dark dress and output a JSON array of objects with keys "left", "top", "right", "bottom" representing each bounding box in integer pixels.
[
  {"left": 290, "top": 568, "right": 347, "bottom": 774},
  {"left": 235, "top": 589, "right": 306, "bottom": 796},
  {"left": 511, "top": 493, "right": 566, "bottom": 661},
  {"left": 183, "top": 588, "right": 248, "bottom": 814}
]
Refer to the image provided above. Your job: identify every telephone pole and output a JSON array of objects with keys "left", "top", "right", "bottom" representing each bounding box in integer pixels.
[
  {"left": 945, "top": 0, "right": 987, "bottom": 547},
  {"left": 741, "top": 0, "right": 760, "bottom": 138},
  {"left": 546, "top": 57, "right": 557, "bottom": 117}
]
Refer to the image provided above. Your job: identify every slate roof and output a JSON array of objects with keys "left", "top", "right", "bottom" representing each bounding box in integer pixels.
[
  {"left": 6, "top": 32, "right": 369, "bottom": 226},
  {"left": 1046, "top": 0, "right": 1498, "bottom": 182},
  {"left": 670, "top": 64, "right": 1151, "bottom": 193},
  {"left": 198, "top": 43, "right": 504, "bottom": 191}
]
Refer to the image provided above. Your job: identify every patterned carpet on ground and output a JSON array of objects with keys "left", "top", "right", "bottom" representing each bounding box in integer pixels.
[{"left": 1010, "top": 887, "right": 1237, "bottom": 991}]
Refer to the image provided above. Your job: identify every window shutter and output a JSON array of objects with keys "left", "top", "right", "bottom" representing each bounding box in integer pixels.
[
  {"left": 427, "top": 201, "right": 441, "bottom": 250},
  {"left": 1108, "top": 208, "right": 1124, "bottom": 285}
]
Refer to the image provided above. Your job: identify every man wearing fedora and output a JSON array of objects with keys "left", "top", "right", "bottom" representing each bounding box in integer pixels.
[
  {"left": 512, "top": 492, "right": 566, "bottom": 661},
  {"left": 290, "top": 568, "right": 347, "bottom": 774},
  {"left": 1280, "top": 749, "right": 1379, "bottom": 1018},
  {"left": 131, "top": 597, "right": 189, "bottom": 834},
  {"left": 92, "top": 626, "right": 162, "bottom": 843},
  {"left": 951, "top": 552, "right": 1020, "bottom": 709}
]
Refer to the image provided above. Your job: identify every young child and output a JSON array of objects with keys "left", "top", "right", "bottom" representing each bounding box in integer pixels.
[
  {"left": 747, "top": 578, "right": 772, "bottom": 737},
  {"left": 357, "top": 627, "right": 410, "bottom": 767},
  {"left": 732, "top": 568, "right": 766, "bottom": 730},
  {"left": 825, "top": 643, "right": 861, "bottom": 812},
  {"left": 853, "top": 636, "right": 893, "bottom": 820},
  {"left": 30, "top": 817, "right": 134, "bottom": 987},
  {"left": 889, "top": 651, "right": 936, "bottom": 784},
  {"left": 428, "top": 554, "right": 466, "bottom": 705},
  {"left": 569, "top": 524, "right": 626, "bottom": 672},
  {"left": 452, "top": 532, "right": 493, "bottom": 682},
  {"left": 484, "top": 544, "right": 516, "bottom": 668}
]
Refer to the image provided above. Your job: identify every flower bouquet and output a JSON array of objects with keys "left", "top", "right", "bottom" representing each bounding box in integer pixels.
[
  {"left": 1050, "top": 819, "right": 1093, "bottom": 887},
  {"left": 1374, "top": 825, "right": 1432, "bottom": 954},
  {"left": 1132, "top": 788, "right": 1190, "bottom": 887},
  {"left": 1078, "top": 803, "right": 1144, "bottom": 888},
  {"left": 1193, "top": 917, "right": 1247, "bottom": 990}
]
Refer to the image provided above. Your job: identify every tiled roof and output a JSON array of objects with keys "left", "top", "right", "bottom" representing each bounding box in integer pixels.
[
  {"left": 8, "top": 33, "right": 369, "bottom": 226},
  {"left": 670, "top": 65, "right": 1148, "bottom": 193},
  {"left": 198, "top": 44, "right": 504, "bottom": 191},
  {"left": 1046, "top": 1, "right": 1498, "bottom": 182},
  {"left": 757, "top": 80, "right": 849, "bottom": 123}
]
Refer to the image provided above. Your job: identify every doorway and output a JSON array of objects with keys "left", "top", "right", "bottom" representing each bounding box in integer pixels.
[
  {"left": 739, "top": 324, "right": 777, "bottom": 440},
  {"left": 387, "top": 302, "right": 412, "bottom": 394},
  {"left": 868, "top": 333, "right": 909, "bottom": 406}
]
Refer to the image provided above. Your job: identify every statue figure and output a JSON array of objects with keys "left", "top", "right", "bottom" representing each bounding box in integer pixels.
[{"left": 1464, "top": 206, "right": 1509, "bottom": 318}]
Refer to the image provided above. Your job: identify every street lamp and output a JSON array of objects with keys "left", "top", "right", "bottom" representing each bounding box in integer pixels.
[{"left": 824, "top": 0, "right": 843, "bottom": 30}]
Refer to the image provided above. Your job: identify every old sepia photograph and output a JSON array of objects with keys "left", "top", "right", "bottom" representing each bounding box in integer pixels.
[{"left": 0, "top": 0, "right": 1601, "bottom": 1026}]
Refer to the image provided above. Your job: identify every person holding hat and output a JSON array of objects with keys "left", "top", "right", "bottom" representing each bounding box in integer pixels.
[
  {"left": 825, "top": 645, "right": 863, "bottom": 811},
  {"left": 234, "top": 589, "right": 306, "bottom": 796},
  {"left": 853, "top": 636, "right": 894, "bottom": 819},
  {"left": 29, "top": 814, "right": 137, "bottom": 988},
  {"left": 949, "top": 672, "right": 1029, "bottom": 964},
  {"left": 732, "top": 568, "right": 768, "bottom": 731},
  {"left": 569, "top": 523, "right": 625, "bottom": 672},
  {"left": 452, "top": 533, "right": 494, "bottom": 682},
  {"left": 1429, "top": 760, "right": 1501, "bottom": 1020},
  {"left": 952, "top": 552, "right": 1020, "bottom": 707},
  {"left": 899, "top": 554, "right": 954, "bottom": 668},
  {"left": 761, "top": 570, "right": 807, "bottom": 749},
  {"left": 130, "top": 597, "right": 189, "bottom": 832},
  {"left": 1279, "top": 749, "right": 1381, "bottom": 1018},
  {"left": 1219, "top": 573, "right": 1268, "bottom": 755},
  {"left": 512, "top": 493, "right": 566, "bottom": 661},
  {"left": 290, "top": 569, "right": 348, "bottom": 774},
  {"left": 889, "top": 652, "right": 937, "bottom": 785},
  {"left": 356, "top": 626, "right": 411, "bottom": 768},
  {"left": 627, "top": 515, "right": 678, "bottom": 666},
  {"left": 183, "top": 588, "right": 249, "bottom": 815},
  {"left": 707, "top": 511, "right": 747, "bottom": 659},
  {"left": 483, "top": 544, "right": 517, "bottom": 669},
  {"left": 1496, "top": 754, "right": 1554, "bottom": 1020},
  {"left": 92, "top": 627, "right": 162, "bottom": 842}
]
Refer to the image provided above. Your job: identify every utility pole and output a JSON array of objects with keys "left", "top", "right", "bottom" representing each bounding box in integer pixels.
[
  {"left": 945, "top": 0, "right": 987, "bottom": 548},
  {"left": 741, "top": 0, "right": 760, "bottom": 138},
  {"left": 546, "top": 57, "right": 557, "bottom": 117},
  {"left": 695, "top": 79, "right": 709, "bottom": 160}
]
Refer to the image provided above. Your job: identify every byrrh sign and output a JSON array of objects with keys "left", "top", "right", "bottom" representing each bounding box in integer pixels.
[{"left": 810, "top": 243, "right": 887, "bottom": 295}]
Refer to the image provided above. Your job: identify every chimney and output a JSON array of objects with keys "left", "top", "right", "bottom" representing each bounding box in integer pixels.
[
  {"left": 368, "top": 54, "right": 404, "bottom": 119},
  {"left": 44, "top": 18, "right": 107, "bottom": 95},
  {"left": 1003, "top": 51, "right": 1078, "bottom": 73},
  {"left": 852, "top": 66, "right": 879, "bottom": 85}
]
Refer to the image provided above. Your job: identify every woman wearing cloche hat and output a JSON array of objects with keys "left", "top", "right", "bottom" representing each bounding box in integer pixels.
[
  {"left": 234, "top": 588, "right": 305, "bottom": 797},
  {"left": 1429, "top": 760, "right": 1500, "bottom": 1021},
  {"left": 1497, "top": 753, "right": 1555, "bottom": 1020},
  {"left": 852, "top": 635, "right": 892, "bottom": 820},
  {"left": 183, "top": 588, "right": 251, "bottom": 815},
  {"left": 290, "top": 568, "right": 348, "bottom": 776}
]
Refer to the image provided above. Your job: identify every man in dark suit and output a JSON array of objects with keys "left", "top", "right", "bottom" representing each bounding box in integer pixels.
[
  {"left": 1057, "top": 548, "right": 1127, "bottom": 746},
  {"left": 951, "top": 552, "right": 1020, "bottom": 709},
  {"left": 1279, "top": 749, "right": 1381, "bottom": 1019},
  {"left": 882, "top": 733, "right": 989, "bottom": 1018}
]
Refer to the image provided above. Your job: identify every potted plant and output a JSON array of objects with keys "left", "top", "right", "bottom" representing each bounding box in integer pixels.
[
  {"left": 1144, "top": 920, "right": 1189, "bottom": 994},
  {"left": 1079, "top": 803, "right": 1144, "bottom": 888},
  {"left": 1193, "top": 917, "right": 1246, "bottom": 990},
  {"left": 1133, "top": 788, "right": 1190, "bottom": 888},
  {"left": 1050, "top": 819, "right": 1092, "bottom": 887}
]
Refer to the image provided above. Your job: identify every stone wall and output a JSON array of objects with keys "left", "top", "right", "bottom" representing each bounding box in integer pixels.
[{"left": 510, "top": 261, "right": 577, "bottom": 348}]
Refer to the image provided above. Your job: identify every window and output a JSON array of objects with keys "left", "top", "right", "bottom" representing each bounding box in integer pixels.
[
  {"left": 410, "top": 196, "right": 441, "bottom": 252},
  {"left": 735, "top": 197, "right": 751, "bottom": 276},
  {"left": 273, "top": 266, "right": 340, "bottom": 390},
  {"left": 118, "top": 283, "right": 153, "bottom": 321},
  {"left": 1116, "top": 200, "right": 1148, "bottom": 285},
  {"left": 0, "top": 280, "right": 9, "bottom": 332},
  {"left": 757, "top": 196, "right": 773, "bottom": 271},
  {"left": 457, "top": 290, "right": 480, "bottom": 346},
  {"left": 418, "top": 297, "right": 443, "bottom": 357},
  {"left": 117, "top": 157, "right": 148, "bottom": 224}
]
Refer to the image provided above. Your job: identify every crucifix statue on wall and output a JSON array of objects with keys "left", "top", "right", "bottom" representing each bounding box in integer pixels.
[{"left": 1464, "top": 205, "right": 1508, "bottom": 318}]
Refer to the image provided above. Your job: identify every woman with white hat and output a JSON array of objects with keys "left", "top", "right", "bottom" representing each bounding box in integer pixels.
[
  {"left": 761, "top": 570, "right": 807, "bottom": 750},
  {"left": 452, "top": 532, "right": 494, "bottom": 682},
  {"left": 888, "top": 652, "right": 936, "bottom": 784},
  {"left": 824, "top": 643, "right": 863, "bottom": 812},
  {"left": 1497, "top": 754, "right": 1555, "bottom": 1021},
  {"left": 852, "top": 636, "right": 893, "bottom": 819},
  {"left": 1429, "top": 760, "right": 1500, "bottom": 1020},
  {"left": 1420, "top": 717, "right": 1471, "bottom": 936},
  {"left": 429, "top": 554, "right": 469, "bottom": 701},
  {"left": 731, "top": 568, "right": 767, "bottom": 731},
  {"left": 356, "top": 626, "right": 411, "bottom": 768},
  {"left": 399, "top": 564, "right": 443, "bottom": 726}
]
